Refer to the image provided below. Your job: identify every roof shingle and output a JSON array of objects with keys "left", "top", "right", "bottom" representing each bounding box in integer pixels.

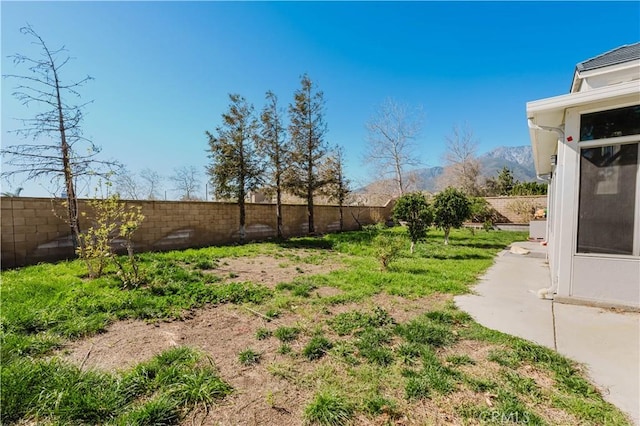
[{"left": 576, "top": 43, "right": 640, "bottom": 73}]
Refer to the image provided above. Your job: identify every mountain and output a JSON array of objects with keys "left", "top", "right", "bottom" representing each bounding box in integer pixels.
[{"left": 357, "top": 145, "right": 537, "bottom": 193}]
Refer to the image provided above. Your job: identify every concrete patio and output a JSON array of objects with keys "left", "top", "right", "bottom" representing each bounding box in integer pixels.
[{"left": 455, "top": 240, "right": 640, "bottom": 425}]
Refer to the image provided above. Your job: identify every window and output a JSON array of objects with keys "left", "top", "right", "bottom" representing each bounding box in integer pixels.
[
  {"left": 580, "top": 105, "right": 640, "bottom": 141},
  {"left": 577, "top": 143, "right": 638, "bottom": 255}
]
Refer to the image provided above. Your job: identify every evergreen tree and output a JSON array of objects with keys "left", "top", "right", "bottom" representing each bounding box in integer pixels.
[
  {"left": 285, "top": 74, "right": 328, "bottom": 234},
  {"left": 496, "top": 166, "right": 515, "bottom": 195},
  {"left": 320, "top": 145, "right": 351, "bottom": 231},
  {"left": 207, "top": 94, "right": 263, "bottom": 241},
  {"left": 257, "top": 91, "right": 289, "bottom": 239}
]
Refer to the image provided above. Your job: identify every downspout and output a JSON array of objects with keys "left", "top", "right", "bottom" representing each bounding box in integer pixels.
[{"left": 527, "top": 119, "right": 564, "bottom": 300}]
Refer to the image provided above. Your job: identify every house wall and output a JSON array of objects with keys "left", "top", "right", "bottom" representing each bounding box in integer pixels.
[
  {"left": 1, "top": 197, "right": 392, "bottom": 268},
  {"left": 549, "top": 100, "right": 640, "bottom": 309}
]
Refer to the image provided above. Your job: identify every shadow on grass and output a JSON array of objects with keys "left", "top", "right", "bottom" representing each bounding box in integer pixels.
[
  {"left": 428, "top": 253, "right": 494, "bottom": 261},
  {"left": 327, "top": 229, "right": 379, "bottom": 245},
  {"left": 278, "top": 237, "right": 335, "bottom": 250}
]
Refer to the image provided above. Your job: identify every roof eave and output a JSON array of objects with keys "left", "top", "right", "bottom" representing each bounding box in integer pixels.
[{"left": 527, "top": 80, "right": 640, "bottom": 176}]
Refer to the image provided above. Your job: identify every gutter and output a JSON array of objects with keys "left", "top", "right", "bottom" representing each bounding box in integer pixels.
[{"left": 527, "top": 119, "right": 562, "bottom": 300}]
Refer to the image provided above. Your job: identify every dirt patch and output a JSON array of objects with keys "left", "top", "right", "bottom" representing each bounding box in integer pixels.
[
  {"left": 210, "top": 254, "right": 343, "bottom": 289},
  {"left": 62, "top": 304, "right": 313, "bottom": 425},
  {"left": 322, "top": 292, "right": 452, "bottom": 324},
  {"left": 55, "top": 251, "right": 583, "bottom": 426}
]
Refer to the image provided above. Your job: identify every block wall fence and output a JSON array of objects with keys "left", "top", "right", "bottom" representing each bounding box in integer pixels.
[
  {"left": 484, "top": 196, "right": 548, "bottom": 223},
  {"left": 0, "top": 195, "right": 546, "bottom": 268},
  {"left": 0, "top": 197, "right": 393, "bottom": 268}
]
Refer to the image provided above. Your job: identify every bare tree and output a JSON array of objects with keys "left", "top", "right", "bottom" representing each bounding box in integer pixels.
[
  {"left": 113, "top": 167, "right": 163, "bottom": 200},
  {"left": 114, "top": 167, "right": 143, "bottom": 200},
  {"left": 1, "top": 25, "right": 119, "bottom": 248},
  {"left": 257, "top": 90, "right": 289, "bottom": 239},
  {"left": 438, "top": 123, "right": 482, "bottom": 196},
  {"left": 139, "top": 168, "right": 163, "bottom": 200},
  {"left": 170, "top": 166, "right": 201, "bottom": 200},
  {"left": 364, "top": 98, "right": 424, "bottom": 196},
  {"left": 285, "top": 74, "right": 329, "bottom": 234}
]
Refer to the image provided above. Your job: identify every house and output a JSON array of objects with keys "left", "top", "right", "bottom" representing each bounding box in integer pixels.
[{"left": 526, "top": 43, "right": 640, "bottom": 310}]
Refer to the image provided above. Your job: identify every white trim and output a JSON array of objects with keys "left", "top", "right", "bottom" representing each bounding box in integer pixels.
[
  {"left": 577, "top": 59, "right": 640, "bottom": 79},
  {"left": 526, "top": 80, "right": 639, "bottom": 116},
  {"left": 635, "top": 145, "right": 640, "bottom": 256},
  {"left": 577, "top": 99, "right": 640, "bottom": 116},
  {"left": 578, "top": 134, "right": 639, "bottom": 147}
]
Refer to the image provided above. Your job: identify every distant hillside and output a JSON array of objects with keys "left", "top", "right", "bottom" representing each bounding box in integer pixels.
[{"left": 357, "top": 145, "right": 537, "bottom": 193}]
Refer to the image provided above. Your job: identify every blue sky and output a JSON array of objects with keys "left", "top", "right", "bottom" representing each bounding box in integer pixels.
[{"left": 2, "top": 1, "right": 639, "bottom": 198}]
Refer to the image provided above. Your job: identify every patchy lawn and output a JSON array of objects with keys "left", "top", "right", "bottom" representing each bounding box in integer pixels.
[{"left": 0, "top": 227, "right": 632, "bottom": 425}]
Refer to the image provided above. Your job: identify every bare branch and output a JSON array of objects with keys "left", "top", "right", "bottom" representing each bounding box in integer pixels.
[{"left": 364, "top": 98, "right": 424, "bottom": 196}]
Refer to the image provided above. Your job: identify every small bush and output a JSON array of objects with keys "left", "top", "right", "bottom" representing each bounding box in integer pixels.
[{"left": 373, "top": 233, "right": 405, "bottom": 269}]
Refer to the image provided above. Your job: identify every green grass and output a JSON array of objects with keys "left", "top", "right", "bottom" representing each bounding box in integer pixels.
[
  {"left": 304, "top": 390, "right": 354, "bottom": 426},
  {"left": 303, "top": 335, "right": 333, "bottom": 361},
  {"left": 0, "top": 346, "right": 231, "bottom": 425},
  {"left": 274, "top": 326, "right": 301, "bottom": 343},
  {"left": 1, "top": 227, "right": 630, "bottom": 425},
  {"left": 255, "top": 327, "right": 272, "bottom": 340},
  {"left": 238, "top": 348, "right": 262, "bottom": 366}
]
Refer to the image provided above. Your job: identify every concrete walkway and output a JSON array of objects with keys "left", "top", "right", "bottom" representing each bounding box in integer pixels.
[{"left": 455, "top": 241, "right": 640, "bottom": 425}]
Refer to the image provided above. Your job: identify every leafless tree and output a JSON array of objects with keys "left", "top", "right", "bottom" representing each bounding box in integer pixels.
[
  {"left": 113, "top": 167, "right": 163, "bottom": 200},
  {"left": 170, "top": 165, "right": 201, "bottom": 200},
  {"left": 139, "top": 168, "right": 163, "bottom": 200},
  {"left": 364, "top": 98, "right": 424, "bottom": 196},
  {"left": 1, "top": 25, "right": 120, "bottom": 247},
  {"left": 114, "top": 167, "right": 143, "bottom": 200},
  {"left": 438, "top": 123, "right": 483, "bottom": 196}
]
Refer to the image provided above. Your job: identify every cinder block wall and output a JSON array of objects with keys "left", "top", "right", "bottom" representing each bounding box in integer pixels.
[
  {"left": 1, "top": 197, "right": 392, "bottom": 268},
  {"left": 484, "top": 196, "right": 547, "bottom": 223}
]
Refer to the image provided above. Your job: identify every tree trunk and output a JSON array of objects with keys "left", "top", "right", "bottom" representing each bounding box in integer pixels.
[
  {"left": 410, "top": 240, "right": 415, "bottom": 253},
  {"left": 55, "top": 66, "right": 80, "bottom": 251},
  {"left": 239, "top": 196, "right": 246, "bottom": 242},
  {"left": 444, "top": 227, "right": 450, "bottom": 245},
  {"left": 276, "top": 178, "right": 283, "bottom": 239},
  {"left": 308, "top": 187, "right": 315, "bottom": 235}
]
